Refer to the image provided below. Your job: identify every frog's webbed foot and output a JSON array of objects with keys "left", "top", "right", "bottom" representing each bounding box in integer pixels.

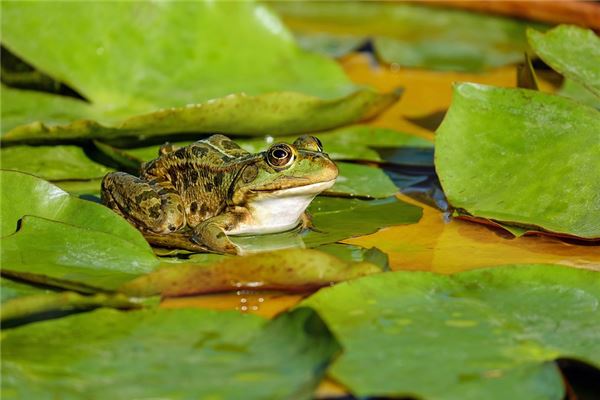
[
  {"left": 191, "top": 213, "right": 244, "bottom": 255},
  {"left": 143, "top": 231, "right": 211, "bottom": 253},
  {"left": 301, "top": 211, "right": 324, "bottom": 233}
]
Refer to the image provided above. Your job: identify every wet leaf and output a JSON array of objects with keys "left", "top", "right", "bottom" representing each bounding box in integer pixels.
[
  {"left": 304, "top": 196, "right": 422, "bottom": 247},
  {"left": 0, "top": 291, "right": 138, "bottom": 323},
  {"left": 302, "top": 264, "right": 600, "bottom": 399},
  {"left": 1, "top": 88, "right": 399, "bottom": 145},
  {"left": 435, "top": 83, "right": 600, "bottom": 239},
  {"left": 331, "top": 162, "right": 398, "bottom": 198},
  {"left": 1, "top": 216, "right": 159, "bottom": 292},
  {"left": 1, "top": 277, "right": 52, "bottom": 303},
  {"left": 2, "top": 1, "right": 355, "bottom": 104},
  {"left": 1, "top": 2, "right": 398, "bottom": 144},
  {"left": 0, "top": 145, "right": 112, "bottom": 180},
  {"left": 1, "top": 307, "right": 339, "bottom": 399},
  {"left": 119, "top": 248, "right": 382, "bottom": 298},
  {"left": 272, "top": 2, "right": 544, "bottom": 72},
  {"left": 528, "top": 25, "right": 600, "bottom": 98},
  {"left": 0, "top": 170, "right": 148, "bottom": 247}
]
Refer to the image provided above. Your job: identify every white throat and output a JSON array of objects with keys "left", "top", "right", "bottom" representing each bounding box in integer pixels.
[{"left": 227, "top": 180, "right": 335, "bottom": 235}]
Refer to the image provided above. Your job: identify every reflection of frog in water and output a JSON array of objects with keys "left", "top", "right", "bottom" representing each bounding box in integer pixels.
[{"left": 101, "top": 134, "right": 338, "bottom": 254}]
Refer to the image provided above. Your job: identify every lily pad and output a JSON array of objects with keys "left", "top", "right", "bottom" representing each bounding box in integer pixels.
[
  {"left": 0, "top": 170, "right": 148, "bottom": 246},
  {"left": 1, "top": 87, "right": 399, "bottom": 145},
  {"left": 301, "top": 264, "right": 600, "bottom": 399},
  {"left": 1, "top": 307, "right": 339, "bottom": 399},
  {"left": 1, "top": 171, "right": 158, "bottom": 291},
  {"left": 1, "top": 216, "right": 159, "bottom": 292},
  {"left": 0, "top": 291, "right": 137, "bottom": 323},
  {"left": 435, "top": 83, "right": 600, "bottom": 239},
  {"left": 304, "top": 196, "right": 423, "bottom": 247},
  {"left": 0, "top": 145, "right": 113, "bottom": 180},
  {"left": 1, "top": 1, "right": 398, "bottom": 144},
  {"left": 119, "top": 248, "right": 382, "bottom": 298},
  {"left": 1, "top": 277, "right": 52, "bottom": 303},
  {"left": 528, "top": 25, "right": 600, "bottom": 98},
  {"left": 330, "top": 162, "right": 398, "bottom": 198},
  {"left": 271, "top": 2, "right": 544, "bottom": 72}
]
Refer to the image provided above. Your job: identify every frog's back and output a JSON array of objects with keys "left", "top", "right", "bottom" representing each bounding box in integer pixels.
[{"left": 140, "top": 135, "right": 255, "bottom": 226}]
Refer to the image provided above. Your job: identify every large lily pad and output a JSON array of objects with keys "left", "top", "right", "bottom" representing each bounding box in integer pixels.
[
  {"left": 1, "top": 1, "right": 398, "bottom": 144},
  {"left": 302, "top": 264, "right": 600, "bottom": 399},
  {"left": 0, "top": 145, "right": 113, "bottom": 180},
  {"left": 435, "top": 83, "right": 600, "bottom": 239},
  {"left": 1, "top": 87, "right": 398, "bottom": 145},
  {"left": 0, "top": 170, "right": 148, "bottom": 245},
  {"left": 119, "top": 248, "right": 382, "bottom": 297},
  {"left": 1, "top": 307, "right": 339, "bottom": 399},
  {"left": 528, "top": 25, "right": 600, "bottom": 98},
  {"left": 271, "top": 2, "right": 543, "bottom": 72},
  {"left": 1, "top": 216, "right": 159, "bottom": 292},
  {"left": 1, "top": 171, "right": 158, "bottom": 291}
]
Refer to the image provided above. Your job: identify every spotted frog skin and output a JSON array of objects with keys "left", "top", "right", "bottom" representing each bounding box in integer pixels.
[{"left": 101, "top": 134, "right": 338, "bottom": 254}]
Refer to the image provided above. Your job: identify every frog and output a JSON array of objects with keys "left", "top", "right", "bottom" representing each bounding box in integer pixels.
[{"left": 101, "top": 134, "right": 338, "bottom": 255}]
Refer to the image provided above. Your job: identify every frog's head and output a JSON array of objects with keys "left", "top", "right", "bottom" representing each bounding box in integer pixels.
[{"left": 233, "top": 135, "right": 338, "bottom": 202}]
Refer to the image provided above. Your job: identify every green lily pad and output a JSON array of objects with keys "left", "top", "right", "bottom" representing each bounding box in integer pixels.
[
  {"left": 0, "top": 170, "right": 148, "bottom": 245},
  {"left": 528, "top": 25, "right": 600, "bottom": 98},
  {"left": 1, "top": 307, "right": 339, "bottom": 399},
  {"left": 0, "top": 291, "right": 138, "bottom": 323},
  {"left": 304, "top": 196, "right": 422, "bottom": 247},
  {"left": 435, "top": 83, "right": 600, "bottom": 239},
  {"left": 119, "top": 248, "right": 382, "bottom": 298},
  {"left": 1, "top": 1, "right": 398, "bottom": 144},
  {"left": 271, "top": 2, "right": 544, "bottom": 72},
  {"left": 559, "top": 78, "right": 600, "bottom": 110},
  {"left": 0, "top": 145, "right": 113, "bottom": 181},
  {"left": 2, "top": 216, "right": 159, "bottom": 292},
  {"left": 1, "top": 87, "right": 399, "bottom": 145},
  {"left": 1, "top": 277, "right": 52, "bottom": 303},
  {"left": 1, "top": 171, "right": 158, "bottom": 291},
  {"left": 301, "top": 264, "right": 600, "bottom": 399},
  {"left": 2, "top": 1, "right": 354, "bottom": 105},
  {"left": 330, "top": 162, "right": 398, "bottom": 198}
]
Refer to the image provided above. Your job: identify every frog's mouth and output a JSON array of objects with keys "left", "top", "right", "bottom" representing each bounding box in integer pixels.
[{"left": 251, "top": 179, "right": 336, "bottom": 196}]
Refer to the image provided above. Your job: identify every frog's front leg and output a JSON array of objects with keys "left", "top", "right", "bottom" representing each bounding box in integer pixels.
[
  {"left": 101, "top": 172, "right": 186, "bottom": 233},
  {"left": 191, "top": 210, "right": 248, "bottom": 255}
]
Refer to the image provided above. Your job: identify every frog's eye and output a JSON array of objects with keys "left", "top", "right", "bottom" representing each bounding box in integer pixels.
[
  {"left": 267, "top": 144, "right": 295, "bottom": 168},
  {"left": 293, "top": 135, "right": 323, "bottom": 152}
]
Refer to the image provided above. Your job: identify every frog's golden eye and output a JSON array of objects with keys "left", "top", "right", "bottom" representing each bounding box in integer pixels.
[
  {"left": 267, "top": 144, "right": 295, "bottom": 168},
  {"left": 293, "top": 135, "right": 323, "bottom": 152}
]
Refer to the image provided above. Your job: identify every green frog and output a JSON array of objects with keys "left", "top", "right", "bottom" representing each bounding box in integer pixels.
[{"left": 101, "top": 134, "right": 338, "bottom": 254}]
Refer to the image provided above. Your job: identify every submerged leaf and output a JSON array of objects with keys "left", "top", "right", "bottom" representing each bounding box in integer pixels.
[
  {"left": 1, "top": 307, "right": 339, "bottom": 399},
  {"left": 528, "top": 25, "right": 600, "bottom": 98},
  {"left": 435, "top": 83, "right": 600, "bottom": 239},
  {"left": 119, "top": 248, "right": 382, "bottom": 298},
  {"left": 272, "top": 2, "right": 543, "bottom": 72},
  {"left": 0, "top": 145, "right": 112, "bottom": 180},
  {"left": 302, "top": 264, "right": 600, "bottom": 399}
]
